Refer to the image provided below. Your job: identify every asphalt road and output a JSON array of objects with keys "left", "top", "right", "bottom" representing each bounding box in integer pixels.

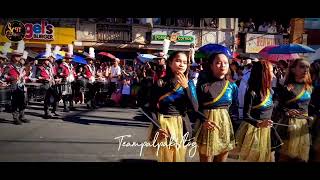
[{"left": 0, "top": 102, "right": 241, "bottom": 162}]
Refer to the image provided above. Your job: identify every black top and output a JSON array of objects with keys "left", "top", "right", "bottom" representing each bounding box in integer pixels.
[
  {"left": 276, "top": 83, "right": 312, "bottom": 114},
  {"left": 150, "top": 78, "right": 198, "bottom": 116},
  {"left": 196, "top": 71, "right": 238, "bottom": 122},
  {"left": 309, "top": 83, "right": 320, "bottom": 116},
  {"left": 243, "top": 90, "right": 274, "bottom": 127}
]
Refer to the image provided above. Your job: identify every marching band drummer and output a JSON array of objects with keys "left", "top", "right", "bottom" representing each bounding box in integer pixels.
[
  {"left": 58, "top": 44, "right": 76, "bottom": 112},
  {"left": 83, "top": 47, "right": 97, "bottom": 109},
  {"left": 36, "top": 44, "right": 59, "bottom": 118},
  {"left": 1, "top": 41, "right": 29, "bottom": 124},
  {"left": 49, "top": 45, "right": 63, "bottom": 115}
]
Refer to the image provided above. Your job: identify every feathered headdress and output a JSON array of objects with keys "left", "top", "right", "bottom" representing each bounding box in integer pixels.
[
  {"left": 53, "top": 45, "right": 61, "bottom": 56},
  {"left": 17, "top": 40, "right": 25, "bottom": 54},
  {"left": 44, "top": 44, "right": 52, "bottom": 58},
  {"left": 2, "top": 42, "right": 12, "bottom": 56},
  {"left": 0, "top": 42, "right": 11, "bottom": 59},
  {"left": 22, "top": 51, "right": 28, "bottom": 60},
  {"left": 89, "top": 47, "right": 95, "bottom": 59},
  {"left": 85, "top": 47, "right": 95, "bottom": 60},
  {"left": 162, "top": 39, "right": 170, "bottom": 59},
  {"left": 65, "top": 44, "right": 74, "bottom": 59},
  {"left": 12, "top": 40, "right": 25, "bottom": 56}
]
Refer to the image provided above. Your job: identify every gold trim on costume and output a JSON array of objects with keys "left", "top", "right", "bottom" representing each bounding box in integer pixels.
[
  {"left": 158, "top": 83, "right": 181, "bottom": 102},
  {"left": 286, "top": 88, "right": 305, "bottom": 104},
  {"left": 203, "top": 81, "right": 229, "bottom": 106},
  {"left": 252, "top": 90, "right": 270, "bottom": 109}
]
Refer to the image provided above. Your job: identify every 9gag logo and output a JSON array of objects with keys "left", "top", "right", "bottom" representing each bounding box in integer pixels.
[{"left": 24, "top": 20, "right": 54, "bottom": 41}]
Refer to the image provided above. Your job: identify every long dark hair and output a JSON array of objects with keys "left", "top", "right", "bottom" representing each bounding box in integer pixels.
[
  {"left": 311, "top": 60, "right": 320, "bottom": 84},
  {"left": 163, "top": 51, "right": 189, "bottom": 81},
  {"left": 285, "top": 58, "right": 312, "bottom": 91},
  {"left": 247, "top": 60, "right": 272, "bottom": 98}
]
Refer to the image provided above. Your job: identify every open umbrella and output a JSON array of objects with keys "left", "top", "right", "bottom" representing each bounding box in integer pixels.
[
  {"left": 198, "top": 44, "right": 233, "bottom": 59},
  {"left": 308, "top": 48, "right": 320, "bottom": 61},
  {"left": 268, "top": 44, "right": 316, "bottom": 54},
  {"left": 98, "top": 52, "right": 116, "bottom": 59},
  {"left": 137, "top": 54, "right": 157, "bottom": 63},
  {"left": 35, "top": 52, "right": 64, "bottom": 61},
  {"left": 259, "top": 45, "right": 300, "bottom": 62},
  {"left": 72, "top": 55, "right": 87, "bottom": 65}
]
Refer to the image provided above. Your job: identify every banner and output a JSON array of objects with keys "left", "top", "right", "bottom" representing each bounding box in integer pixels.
[
  {"left": 1, "top": 25, "right": 75, "bottom": 45},
  {"left": 245, "top": 33, "right": 283, "bottom": 53}
]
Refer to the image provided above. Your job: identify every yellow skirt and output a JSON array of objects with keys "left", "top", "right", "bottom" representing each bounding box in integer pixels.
[
  {"left": 280, "top": 117, "right": 310, "bottom": 162},
  {"left": 195, "top": 109, "right": 235, "bottom": 157},
  {"left": 144, "top": 114, "right": 186, "bottom": 162},
  {"left": 236, "top": 121, "right": 272, "bottom": 162}
]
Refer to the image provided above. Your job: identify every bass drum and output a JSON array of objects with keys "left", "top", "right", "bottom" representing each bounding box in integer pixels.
[
  {"left": 0, "top": 85, "right": 11, "bottom": 107},
  {"left": 25, "top": 82, "right": 46, "bottom": 102}
]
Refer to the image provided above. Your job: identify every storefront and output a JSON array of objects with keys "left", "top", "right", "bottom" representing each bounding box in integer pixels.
[
  {"left": 0, "top": 19, "right": 76, "bottom": 54},
  {"left": 148, "top": 27, "right": 197, "bottom": 52}
]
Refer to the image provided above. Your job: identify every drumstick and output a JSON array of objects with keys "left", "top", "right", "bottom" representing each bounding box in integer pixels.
[
  {"left": 273, "top": 122, "right": 296, "bottom": 128},
  {"left": 139, "top": 108, "right": 161, "bottom": 129},
  {"left": 139, "top": 108, "right": 178, "bottom": 144}
]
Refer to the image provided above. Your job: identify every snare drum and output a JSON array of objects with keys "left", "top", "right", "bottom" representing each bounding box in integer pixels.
[
  {"left": 77, "top": 78, "right": 89, "bottom": 93},
  {"left": 96, "top": 80, "right": 109, "bottom": 93},
  {"left": 0, "top": 86, "right": 11, "bottom": 106},
  {"left": 61, "top": 82, "right": 72, "bottom": 95}
]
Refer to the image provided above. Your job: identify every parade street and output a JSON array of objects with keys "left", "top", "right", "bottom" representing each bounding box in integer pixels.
[{"left": 0, "top": 103, "right": 240, "bottom": 162}]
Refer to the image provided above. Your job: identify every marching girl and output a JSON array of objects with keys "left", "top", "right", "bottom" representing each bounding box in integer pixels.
[
  {"left": 276, "top": 58, "right": 313, "bottom": 162},
  {"left": 309, "top": 60, "right": 320, "bottom": 161},
  {"left": 146, "top": 51, "right": 199, "bottom": 162},
  {"left": 236, "top": 60, "right": 282, "bottom": 162},
  {"left": 195, "top": 52, "right": 238, "bottom": 162}
]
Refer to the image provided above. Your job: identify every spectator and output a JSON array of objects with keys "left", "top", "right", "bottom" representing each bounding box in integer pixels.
[
  {"left": 248, "top": 18, "right": 255, "bottom": 32},
  {"left": 238, "top": 59, "right": 253, "bottom": 120},
  {"left": 110, "top": 58, "right": 122, "bottom": 94},
  {"left": 120, "top": 78, "right": 131, "bottom": 108},
  {"left": 96, "top": 63, "right": 107, "bottom": 81},
  {"left": 244, "top": 21, "right": 250, "bottom": 33},
  {"left": 267, "top": 21, "right": 277, "bottom": 34},
  {"left": 258, "top": 22, "right": 268, "bottom": 32},
  {"left": 238, "top": 21, "right": 245, "bottom": 33},
  {"left": 286, "top": 25, "right": 291, "bottom": 34},
  {"left": 230, "top": 61, "right": 241, "bottom": 82},
  {"left": 189, "top": 62, "right": 200, "bottom": 86},
  {"left": 278, "top": 24, "right": 285, "bottom": 34}
]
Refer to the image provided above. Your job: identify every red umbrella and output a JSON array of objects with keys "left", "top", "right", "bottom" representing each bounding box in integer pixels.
[
  {"left": 233, "top": 52, "right": 239, "bottom": 58},
  {"left": 259, "top": 45, "right": 300, "bottom": 62},
  {"left": 98, "top": 52, "right": 116, "bottom": 59}
]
